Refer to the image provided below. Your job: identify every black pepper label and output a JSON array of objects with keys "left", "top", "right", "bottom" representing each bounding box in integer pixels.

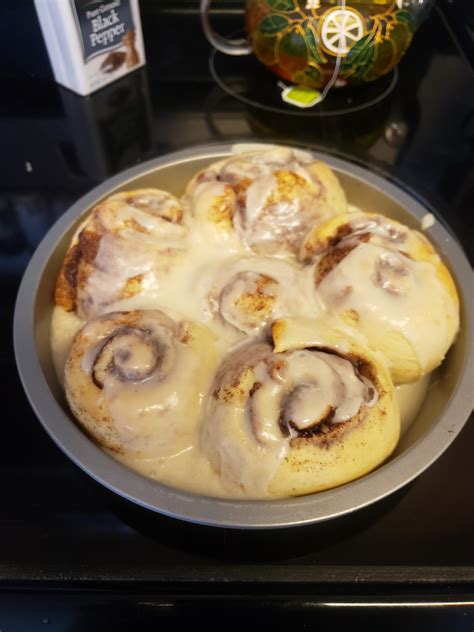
[{"left": 72, "top": 0, "right": 135, "bottom": 62}]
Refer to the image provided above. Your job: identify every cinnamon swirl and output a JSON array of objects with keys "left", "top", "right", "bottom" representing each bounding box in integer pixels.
[
  {"left": 201, "top": 256, "right": 319, "bottom": 338},
  {"left": 65, "top": 309, "right": 217, "bottom": 457},
  {"left": 201, "top": 317, "right": 399, "bottom": 498}
]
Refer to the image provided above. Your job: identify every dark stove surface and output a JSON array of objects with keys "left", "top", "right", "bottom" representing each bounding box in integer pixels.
[{"left": 0, "top": 0, "right": 473, "bottom": 626}]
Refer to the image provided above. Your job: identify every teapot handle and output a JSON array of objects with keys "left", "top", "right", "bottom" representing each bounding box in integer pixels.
[{"left": 200, "top": 0, "right": 252, "bottom": 56}]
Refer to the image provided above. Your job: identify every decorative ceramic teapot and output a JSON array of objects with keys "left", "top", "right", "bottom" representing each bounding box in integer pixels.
[{"left": 201, "top": 0, "right": 432, "bottom": 89}]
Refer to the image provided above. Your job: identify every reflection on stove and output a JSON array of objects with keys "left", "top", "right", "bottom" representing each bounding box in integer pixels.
[{"left": 58, "top": 68, "right": 154, "bottom": 181}]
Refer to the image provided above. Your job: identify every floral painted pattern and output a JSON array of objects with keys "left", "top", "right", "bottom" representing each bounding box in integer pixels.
[{"left": 246, "top": 0, "right": 419, "bottom": 88}]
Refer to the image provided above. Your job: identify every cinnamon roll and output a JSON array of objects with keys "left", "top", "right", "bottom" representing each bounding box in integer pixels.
[
  {"left": 184, "top": 147, "right": 347, "bottom": 255},
  {"left": 201, "top": 316, "right": 399, "bottom": 498},
  {"left": 202, "top": 256, "right": 318, "bottom": 338},
  {"left": 300, "top": 212, "right": 460, "bottom": 383},
  {"left": 65, "top": 309, "right": 217, "bottom": 457},
  {"left": 55, "top": 189, "right": 188, "bottom": 319}
]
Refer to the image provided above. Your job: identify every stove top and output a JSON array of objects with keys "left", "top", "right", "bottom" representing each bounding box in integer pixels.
[{"left": 0, "top": 0, "right": 473, "bottom": 625}]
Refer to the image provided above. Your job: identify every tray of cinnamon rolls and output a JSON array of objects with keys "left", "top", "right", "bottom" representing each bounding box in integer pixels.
[{"left": 14, "top": 143, "right": 473, "bottom": 527}]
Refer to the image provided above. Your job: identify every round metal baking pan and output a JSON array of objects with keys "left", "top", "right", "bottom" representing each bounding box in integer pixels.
[{"left": 14, "top": 143, "right": 473, "bottom": 529}]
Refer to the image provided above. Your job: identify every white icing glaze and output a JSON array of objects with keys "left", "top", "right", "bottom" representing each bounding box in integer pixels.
[
  {"left": 281, "top": 351, "right": 377, "bottom": 426},
  {"left": 421, "top": 213, "right": 436, "bottom": 230},
  {"left": 244, "top": 174, "right": 277, "bottom": 226},
  {"left": 231, "top": 143, "right": 312, "bottom": 163},
  {"left": 316, "top": 242, "right": 458, "bottom": 373},
  {"left": 74, "top": 190, "right": 188, "bottom": 318},
  {"left": 98, "top": 199, "right": 181, "bottom": 233},
  {"left": 201, "top": 400, "right": 289, "bottom": 496},
  {"left": 221, "top": 147, "right": 313, "bottom": 182},
  {"left": 82, "top": 232, "right": 159, "bottom": 317},
  {"left": 100, "top": 335, "right": 200, "bottom": 457},
  {"left": 185, "top": 147, "right": 333, "bottom": 255},
  {"left": 51, "top": 308, "right": 83, "bottom": 386},
  {"left": 242, "top": 175, "right": 309, "bottom": 251}
]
